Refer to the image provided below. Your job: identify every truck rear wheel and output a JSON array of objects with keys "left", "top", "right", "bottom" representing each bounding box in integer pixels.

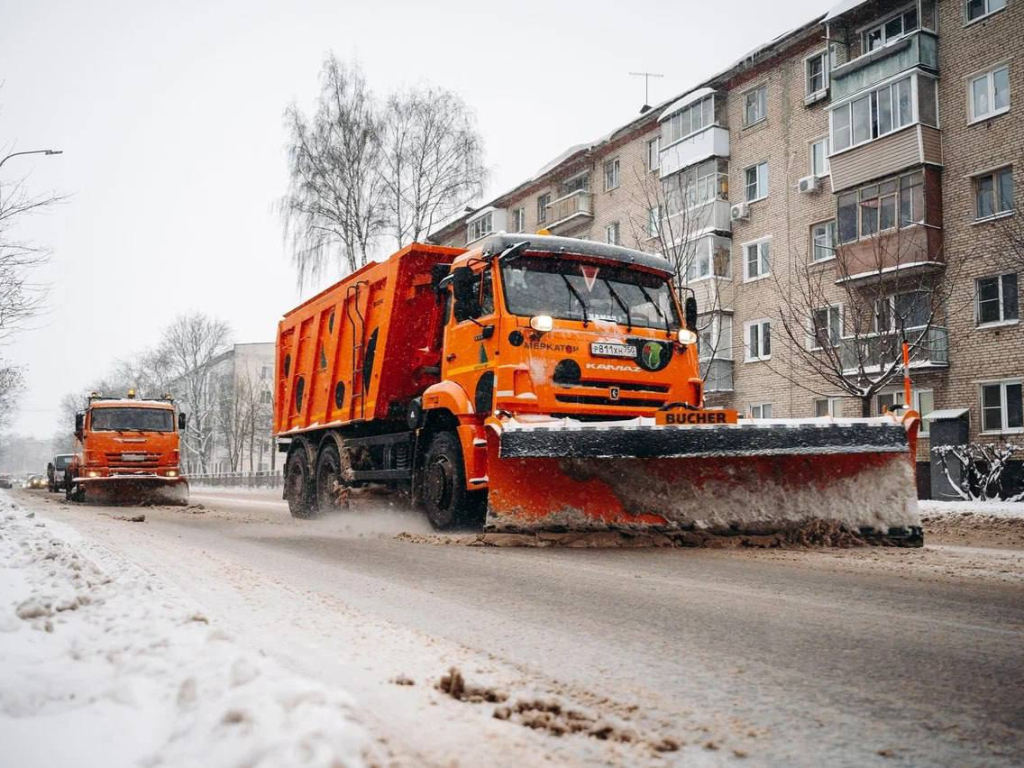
[
  {"left": 285, "top": 446, "right": 318, "bottom": 519},
  {"left": 421, "top": 431, "right": 486, "bottom": 530},
  {"left": 316, "top": 442, "right": 347, "bottom": 513}
]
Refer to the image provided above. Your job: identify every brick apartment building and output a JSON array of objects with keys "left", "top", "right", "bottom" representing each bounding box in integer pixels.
[{"left": 430, "top": 0, "right": 1022, "bottom": 470}]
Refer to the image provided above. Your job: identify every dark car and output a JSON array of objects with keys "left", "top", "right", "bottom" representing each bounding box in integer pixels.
[
  {"left": 48, "top": 454, "right": 74, "bottom": 493},
  {"left": 0, "top": 475, "right": 11, "bottom": 489}
]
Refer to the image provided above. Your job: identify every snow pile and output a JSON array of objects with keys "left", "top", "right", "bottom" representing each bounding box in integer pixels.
[{"left": 0, "top": 498, "right": 372, "bottom": 768}]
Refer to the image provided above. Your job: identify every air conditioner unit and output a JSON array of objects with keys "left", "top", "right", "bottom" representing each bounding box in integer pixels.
[
  {"left": 798, "top": 175, "right": 820, "bottom": 194},
  {"left": 729, "top": 202, "right": 750, "bottom": 222}
]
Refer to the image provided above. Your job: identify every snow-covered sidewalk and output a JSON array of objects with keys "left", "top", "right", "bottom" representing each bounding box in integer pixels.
[
  {"left": 919, "top": 499, "right": 1024, "bottom": 519},
  {"left": 0, "top": 495, "right": 373, "bottom": 768}
]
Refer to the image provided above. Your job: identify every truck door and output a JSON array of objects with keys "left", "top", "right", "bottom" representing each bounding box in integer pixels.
[{"left": 443, "top": 263, "right": 500, "bottom": 418}]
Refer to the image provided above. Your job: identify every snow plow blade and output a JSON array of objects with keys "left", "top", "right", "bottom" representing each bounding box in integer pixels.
[
  {"left": 77, "top": 477, "right": 190, "bottom": 506},
  {"left": 484, "top": 413, "right": 922, "bottom": 546}
]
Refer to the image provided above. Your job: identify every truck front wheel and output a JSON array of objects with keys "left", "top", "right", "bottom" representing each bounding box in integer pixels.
[
  {"left": 421, "top": 431, "right": 485, "bottom": 530},
  {"left": 285, "top": 446, "right": 318, "bottom": 519}
]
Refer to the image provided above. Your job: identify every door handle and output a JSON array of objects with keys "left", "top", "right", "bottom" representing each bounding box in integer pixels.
[{"left": 446, "top": 353, "right": 457, "bottom": 362}]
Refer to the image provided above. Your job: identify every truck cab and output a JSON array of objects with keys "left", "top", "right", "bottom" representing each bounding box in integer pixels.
[
  {"left": 47, "top": 453, "right": 74, "bottom": 492},
  {"left": 66, "top": 391, "right": 189, "bottom": 504}
]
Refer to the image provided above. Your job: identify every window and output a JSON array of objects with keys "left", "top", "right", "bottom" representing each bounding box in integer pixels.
[
  {"left": 743, "top": 238, "right": 771, "bottom": 281},
  {"left": 814, "top": 398, "right": 839, "bottom": 418},
  {"left": 811, "top": 305, "right": 843, "bottom": 349},
  {"left": 605, "top": 222, "right": 620, "bottom": 245},
  {"left": 260, "top": 390, "right": 272, "bottom": 405},
  {"left": 604, "top": 158, "right": 620, "bottom": 191},
  {"left": 647, "top": 137, "right": 661, "bottom": 172},
  {"left": 743, "top": 85, "right": 767, "bottom": 126},
  {"left": 685, "top": 236, "right": 731, "bottom": 281},
  {"left": 877, "top": 389, "right": 935, "bottom": 434},
  {"left": 512, "top": 207, "right": 526, "bottom": 233},
  {"left": 966, "top": 0, "right": 1007, "bottom": 23},
  {"left": 831, "top": 75, "right": 917, "bottom": 152},
  {"left": 698, "top": 313, "right": 733, "bottom": 360},
  {"left": 975, "top": 166, "right": 1014, "bottom": 219},
  {"left": 647, "top": 206, "right": 661, "bottom": 238},
  {"left": 260, "top": 365, "right": 271, "bottom": 381},
  {"left": 665, "top": 158, "right": 729, "bottom": 215},
  {"left": 837, "top": 171, "right": 923, "bottom": 243},
  {"left": 970, "top": 65, "right": 1010, "bottom": 122},
  {"left": 864, "top": 6, "right": 919, "bottom": 51},
  {"left": 806, "top": 51, "right": 828, "bottom": 97},
  {"left": 745, "top": 161, "right": 768, "bottom": 201},
  {"left": 537, "top": 194, "right": 550, "bottom": 223},
  {"left": 563, "top": 174, "right": 589, "bottom": 195},
  {"left": 745, "top": 319, "right": 771, "bottom": 361},
  {"left": 976, "top": 273, "right": 1019, "bottom": 324},
  {"left": 748, "top": 403, "right": 773, "bottom": 418},
  {"left": 980, "top": 380, "right": 1023, "bottom": 433},
  {"left": 661, "top": 95, "right": 716, "bottom": 145},
  {"left": 468, "top": 213, "right": 493, "bottom": 242},
  {"left": 874, "top": 290, "right": 931, "bottom": 332},
  {"left": 810, "top": 137, "right": 830, "bottom": 177},
  {"left": 812, "top": 220, "right": 837, "bottom": 262}
]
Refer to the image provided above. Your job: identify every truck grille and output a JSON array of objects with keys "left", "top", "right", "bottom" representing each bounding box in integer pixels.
[
  {"left": 555, "top": 394, "right": 667, "bottom": 408},
  {"left": 105, "top": 452, "right": 161, "bottom": 469},
  {"left": 562, "top": 380, "right": 669, "bottom": 394}
]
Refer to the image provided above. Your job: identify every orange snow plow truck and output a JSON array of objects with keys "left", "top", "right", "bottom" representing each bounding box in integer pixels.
[
  {"left": 66, "top": 391, "right": 189, "bottom": 505},
  {"left": 275, "top": 234, "right": 922, "bottom": 545}
]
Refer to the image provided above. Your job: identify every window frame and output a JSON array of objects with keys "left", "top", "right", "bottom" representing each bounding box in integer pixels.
[
  {"left": 811, "top": 220, "right": 837, "bottom": 263},
  {"left": 748, "top": 403, "right": 773, "bottom": 419},
  {"left": 742, "top": 236, "right": 772, "bottom": 282},
  {"left": 979, "top": 379, "right": 1024, "bottom": 434},
  {"left": 647, "top": 137, "right": 661, "bottom": 172},
  {"left": 661, "top": 95, "right": 716, "bottom": 146},
  {"left": 814, "top": 397, "right": 840, "bottom": 418},
  {"left": 512, "top": 207, "right": 526, "bottom": 233},
  {"left": 605, "top": 221, "right": 621, "bottom": 245},
  {"left": 965, "top": 0, "right": 1007, "bottom": 25},
  {"left": 975, "top": 272, "right": 1019, "bottom": 326},
  {"left": 743, "top": 85, "right": 768, "bottom": 127},
  {"left": 968, "top": 63, "right": 1011, "bottom": 123},
  {"left": 876, "top": 388, "right": 934, "bottom": 435},
  {"left": 685, "top": 235, "right": 732, "bottom": 283},
  {"left": 809, "top": 304, "right": 844, "bottom": 350},
  {"left": 744, "top": 161, "right": 769, "bottom": 202},
  {"left": 698, "top": 312, "right": 733, "bottom": 361},
  {"left": 829, "top": 71, "right": 935, "bottom": 155},
  {"left": 805, "top": 49, "right": 829, "bottom": 98},
  {"left": 837, "top": 170, "right": 925, "bottom": 244},
  {"left": 973, "top": 166, "right": 1015, "bottom": 220},
  {"left": 603, "top": 157, "right": 621, "bottom": 191},
  {"left": 744, "top": 318, "right": 772, "bottom": 362},
  {"left": 468, "top": 212, "right": 494, "bottom": 243},
  {"left": 810, "top": 136, "right": 831, "bottom": 178},
  {"left": 862, "top": 3, "right": 921, "bottom": 51},
  {"left": 537, "top": 193, "right": 551, "bottom": 224}
]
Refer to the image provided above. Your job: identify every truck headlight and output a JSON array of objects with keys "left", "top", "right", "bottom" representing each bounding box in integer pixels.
[
  {"left": 530, "top": 315, "right": 554, "bottom": 333},
  {"left": 166, "top": 470, "right": 177, "bottom": 478},
  {"left": 87, "top": 471, "right": 100, "bottom": 478},
  {"left": 677, "top": 328, "right": 698, "bottom": 346}
]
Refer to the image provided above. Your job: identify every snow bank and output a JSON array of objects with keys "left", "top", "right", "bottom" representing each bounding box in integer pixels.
[
  {"left": 0, "top": 497, "right": 372, "bottom": 768},
  {"left": 919, "top": 500, "right": 1024, "bottom": 520}
]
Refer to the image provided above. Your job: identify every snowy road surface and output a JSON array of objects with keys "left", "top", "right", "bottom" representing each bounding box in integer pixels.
[{"left": 6, "top": 487, "right": 1024, "bottom": 766}]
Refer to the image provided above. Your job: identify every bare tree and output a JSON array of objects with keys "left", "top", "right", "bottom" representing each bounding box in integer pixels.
[
  {"left": 159, "top": 313, "right": 232, "bottom": 474},
  {"left": 0, "top": 361, "right": 23, "bottom": 436},
  {"left": 625, "top": 157, "right": 732, "bottom": 390},
  {"left": 379, "top": 87, "right": 486, "bottom": 248},
  {"left": 282, "top": 56, "right": 386, "bottom": 284},
  {"left": 214, "top": 370, "right": 253, "bottom": 472},
  {"left": 771, "top": 223, "right": 967, "bottom": 417}
]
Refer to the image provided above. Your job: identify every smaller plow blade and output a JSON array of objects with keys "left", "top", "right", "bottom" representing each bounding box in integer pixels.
[{"left": 485, "top": 418, "right": 922, "bottom": 545}]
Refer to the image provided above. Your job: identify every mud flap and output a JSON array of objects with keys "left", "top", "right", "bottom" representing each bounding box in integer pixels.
[{"left": 484, "top": 419, "right": 922, "bottom": 544}]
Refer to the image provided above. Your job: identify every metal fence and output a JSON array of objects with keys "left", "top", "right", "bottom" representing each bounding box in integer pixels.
[{"left": 189, "top": 470, "right": 283, "bottom": 489}]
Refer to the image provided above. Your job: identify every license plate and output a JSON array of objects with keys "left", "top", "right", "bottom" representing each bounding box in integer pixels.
[
  {"left": 121, "top": 453, "right": 147, "bottom": 462},
  {"left": 590, "top": 342, "right": 637, "bottom": 358},
  {"left": 655, "top": 409, "right": 738, "bottom": 426}
]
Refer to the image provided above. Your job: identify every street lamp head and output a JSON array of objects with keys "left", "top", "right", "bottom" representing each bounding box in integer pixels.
[{"left": 44, "top": 150, "right": 63, "bottom": 156}]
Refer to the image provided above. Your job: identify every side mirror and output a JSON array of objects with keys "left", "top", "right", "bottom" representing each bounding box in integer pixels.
[
  {"left": 451, "top": 266, "right": 482, "bottom": 322},
  {"left": 74, "top": 412, "right": 84, "bottom": 436},
  {"left": 178, "top": 413, "right": 187, "bottom": 431},
  {"left": 685, "top": 296, "right": 698, "bottom": 331},
  {"left": 47, "top": 463, "right": 54, "bottom": 474}
]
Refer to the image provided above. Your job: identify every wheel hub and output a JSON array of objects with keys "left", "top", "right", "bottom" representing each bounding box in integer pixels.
[{"left": 425, "top": 457, "right": 453, "bottom": 508}]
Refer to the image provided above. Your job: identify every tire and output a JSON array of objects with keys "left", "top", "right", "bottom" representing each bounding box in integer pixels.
[
  {"left": 315, "top": 441, "right": 347, "bottom": 513},
  {"left": 285, "top": 445, "right": 318, "bottom": 519},
  {"left": 420, "top": 431, "right": 486, "bottom": 531}
]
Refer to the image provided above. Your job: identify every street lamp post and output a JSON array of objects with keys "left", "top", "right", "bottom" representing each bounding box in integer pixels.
[{"left": 0, "top": 149, "right": 63, "bottom": 171}]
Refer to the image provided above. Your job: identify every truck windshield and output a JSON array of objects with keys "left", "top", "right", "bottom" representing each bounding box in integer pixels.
[
  {"left": 501, "top": 256, "right": 680, "bottom": 329},
  {"left": 54, "top": 455, "right": 72, "bottom": 470},
  {"left": 91, "top": 408, "right": 174, "bottom": 432}
]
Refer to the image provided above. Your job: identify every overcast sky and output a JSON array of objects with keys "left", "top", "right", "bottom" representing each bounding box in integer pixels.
[{"left": 2, "top": 0, "right": 829, "bottom": 437}]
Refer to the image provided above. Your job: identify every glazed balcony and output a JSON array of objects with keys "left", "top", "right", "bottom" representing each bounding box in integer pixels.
[
  {"left": 545, "top": 190, "right": 594, "bottom": 230},
  {"left": 839, "top": 326, "right": 949, "bottom": 375}
]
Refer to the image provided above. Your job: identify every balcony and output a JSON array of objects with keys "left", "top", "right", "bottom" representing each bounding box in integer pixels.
[
  {"left": 545, "top": 190, "right": 593, "bottom": 230},
  {"left": 663, "top": 199, "right": 731, "bottom": 242},
  {"left": 659, "top": 126, "right": 729, "bottom": 180},
  {"left": 831, "top": 32, "right": 938, "bottom": 102},
  {"left": 702, "top": 358, "right": 733, "bottom": 393},
  {"left": 839, "top": 326, "right": 949, "bottom": 375},
  {"left": 833, "top": 224, "right": 944, "bottom": 286}
]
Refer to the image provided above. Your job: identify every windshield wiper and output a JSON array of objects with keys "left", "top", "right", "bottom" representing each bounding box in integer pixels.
[
  {"left": 602, "top": 279, "right": 632, "bottom": 332},
  {"left": 638, "top": 284, "right": 671, "bottom": 336},
  {"left": 560, "top": 273, "right": 590, "bottom": 327}
]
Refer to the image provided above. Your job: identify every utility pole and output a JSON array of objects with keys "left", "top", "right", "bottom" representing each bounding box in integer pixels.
[{"left": 629, "top": 72, "right": 664, "bottom": 111}]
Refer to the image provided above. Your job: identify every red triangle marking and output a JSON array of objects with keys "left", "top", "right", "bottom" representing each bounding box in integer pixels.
[{"left": 580, "top": 264, "right": 599, "bottom": 292}]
